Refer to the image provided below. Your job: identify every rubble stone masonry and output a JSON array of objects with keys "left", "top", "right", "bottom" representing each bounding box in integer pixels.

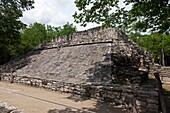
[{"left": 0, "top": 27, "right": 158, "bottom": 113}]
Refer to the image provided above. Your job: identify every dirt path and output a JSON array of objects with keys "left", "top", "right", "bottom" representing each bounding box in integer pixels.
[{"left": 0, "top": 82, "right": 127, "bottom": 113}]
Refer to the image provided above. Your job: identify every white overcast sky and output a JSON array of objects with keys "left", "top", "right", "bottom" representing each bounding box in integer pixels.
[{"left": 20, "top": 0, "right": 99, "bottom": 31}]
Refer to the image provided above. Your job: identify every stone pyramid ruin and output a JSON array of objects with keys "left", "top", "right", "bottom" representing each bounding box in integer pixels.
[{"left": 0, "top": 27, "right": 152, "bottom": 85}]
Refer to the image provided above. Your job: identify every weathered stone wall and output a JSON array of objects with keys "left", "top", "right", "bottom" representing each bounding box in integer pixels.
[
  {"left": 0, "top": 43, "right": 112, "bottom": 84},
  {"left": 0, "top": 27, "right": 155, "bottom": 113},
  {"left": 160, "top": 66, "right": 170, "bottom": 78},
  {"left": 40, "top": 27, "right": 151, "bottom": 69},
  {"left": 1, "top": 74, "right": 159, "bottom": 113},
  {"left": 41, "top": 27, "right": 116, "bottom": 48}
]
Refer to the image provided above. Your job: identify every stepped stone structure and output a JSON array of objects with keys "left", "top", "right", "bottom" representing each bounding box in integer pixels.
[
  {"left": 0, "top": 27, "right": 151, "bottom": 85},
  {"left": 0, "top": 27, "right": 160, "bottom": 113}
]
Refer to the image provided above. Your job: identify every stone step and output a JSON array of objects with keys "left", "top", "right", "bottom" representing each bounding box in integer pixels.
[
  {"left": 163, "top": 82, "right": 170, "bottom": 85},
  {"left": 162, "top": 77, "right": 170, "bottom": 81},
  {"left": 162, "top": 75, "right": 170, "bottom": 77},
  {"left": 160, "top": 72, "right": 170, "bottom": 73}
]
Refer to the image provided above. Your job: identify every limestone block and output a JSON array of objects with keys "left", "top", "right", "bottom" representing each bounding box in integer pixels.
[
  {"left": 136, "top": 100, "right": 147, "bottom": 107},
  {"left": 47, "top": 82, "right": 52, "bottom": 86}
]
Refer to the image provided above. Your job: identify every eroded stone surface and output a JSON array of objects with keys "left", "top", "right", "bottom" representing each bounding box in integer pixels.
[
  {"left": 0, "top": 27, "right": 152, "bottom": 85},
  {"left": 12, "top": 43, "right": 111, "bottom": 84},
  {"left": 0, "top": 27, "right": 159, "bottom": 113}
]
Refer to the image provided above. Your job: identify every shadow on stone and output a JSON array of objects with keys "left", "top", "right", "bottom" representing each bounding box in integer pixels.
[
  {"left": 66, "top": 94, "right": 90, "bottom": 102},
  {"left": 86, "top": 61, "right": 112, "bottom": 84},
  {"left": 0, "top": 50, "right": 41, "bottom": 73},
  {"left": 163, "top": 88, "right": 170, "bottom": 113},
  {"left": 85, "top": 52, "right": 149, "bottom": 86}
]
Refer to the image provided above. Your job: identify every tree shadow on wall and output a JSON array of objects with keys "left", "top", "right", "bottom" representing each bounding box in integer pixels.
[
  {"left": 84, "top": 52, "right": 141, "bottom": 84},
  {"left": 86, "top": 60, "right": 112, "bottom": 84},
  {"left": 66, "top": 94, "right": 90, "bottom": 102},
  {"left": 47, "top": 53, "right": 128, "bottom": 113},
  {"left": 48, "top": 101, "right": 127, "bottom": 113}
]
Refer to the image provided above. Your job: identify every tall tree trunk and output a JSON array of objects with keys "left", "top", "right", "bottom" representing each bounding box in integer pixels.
[
  {"left": 161, "top": 48, "right": 165, "bottom": 66},
  {"left": 161, "top": 37, "right": 165, "bottom": 66}
]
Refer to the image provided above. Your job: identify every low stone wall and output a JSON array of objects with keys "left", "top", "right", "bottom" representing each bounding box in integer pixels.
[
  {"left": 0, "top": 74, "right": 159, "bottom": 113},
  {"left": 160, "top": 66, "right": 170, "bottom": 78},
  {"left": 0, "top": 101, "right": 22, "bottom": 113},
  {"left": 41, "top": 27, "right": 118, "bottom": 48}
]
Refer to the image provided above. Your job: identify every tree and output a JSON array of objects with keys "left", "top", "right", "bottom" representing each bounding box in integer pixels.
[
  {"left": 46, "top": 25, "right": 59, "bottom": 40},
  {"left": 132, "top": 33, "right": 170, "bottom": 65},
  {"left": 20, "top": 22, "right": 76, "bottom": 55},
  {"left": 57, "top": 22, "right": 76, "bottom": 36},
  {"left": 73, "top": 0, "right": 170, "bottom": 34},
  {"left": 73, "top": 0, "right": 170, "bottom": 66},
  {"left": 20, "top": 22, "right": 47, "bottom": 52},
  {"left": 0, "top": 0, "right": 34, "bottom": 64},
  {"left": 46, "top": 22, "right": 76, "bottom": 38}
]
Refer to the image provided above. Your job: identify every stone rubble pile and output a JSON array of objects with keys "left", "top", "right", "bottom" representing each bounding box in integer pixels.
[{"left": 0, "top": 101, "right": 22, "bottom": 113}]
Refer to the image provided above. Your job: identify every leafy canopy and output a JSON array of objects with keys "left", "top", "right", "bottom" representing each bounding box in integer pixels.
[
  {"left": 132, "top": 33, "right": 170, "bottom": 64},
  {"left": 0, "top": 0, "right": 34, "bottom": 64},
  {"left": 20, "top": 22, "right": 47, "bottom": 52},
  {"left": 20, "top": 22, "right": 77, "bottom": 55},
  {"left": 46, "top": 22, "right": 76, "bottom": 39},
  {"left": 73, "top": 0, "right": 170, "bottom": 33}
]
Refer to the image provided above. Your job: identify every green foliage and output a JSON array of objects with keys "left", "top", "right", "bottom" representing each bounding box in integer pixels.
[
  {"left": 74, "top": 0, "right": 170, "bottom": 65},
  {"left": 19, "top": 22, "right": 76, "bottom": 56},
  {"left": 46, "top": 22, "right": 76, "bottom": 39},
  {"left": 0, "top": 0, "right": 34, "bottom": 64},
  {"left": 46, "top": 25, "right": 58, "bottom": 40},
  {"left": 128, "top": 0, "right": 170, "bottom": 33},
  {"left": 73, "top": 0, "right": 170, "bottom": 33},
  {"left": 0, "top": 0, "right": 76, "bottom": 65},
  {"left": 57, "top": 22, "right": 76, "bottom": 36},
  {"left": 20, "top": 22, "right": 47, "bottom": 53},
  {"left": 130, "top": 33, "right": 170, "bottom": 64}
]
